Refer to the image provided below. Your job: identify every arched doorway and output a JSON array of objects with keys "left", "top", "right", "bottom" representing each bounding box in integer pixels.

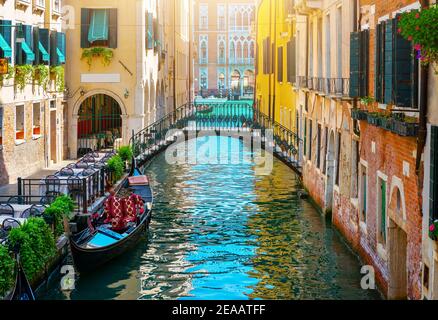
[
  {"left": 243, "top": 70, "right": 254, "bottom": 96},
  {"left": 77, "top": 94, "right": 122, "bottom": 157},
  {"left": 231, "top": 70, "right": 241, "bottom": 98},
  {"left": 325, "top": 131, "right": 335, "bottom": 210}
]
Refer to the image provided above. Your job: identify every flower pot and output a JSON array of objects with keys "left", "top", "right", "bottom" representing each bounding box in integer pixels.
[
  {"left": 367, "top": 114, "right": 381, "bottom": 127},
  {"left": 379, "top": 118, "right": 394, "bottom": 131},
  {"left": 391, "top": 120, "right": 419, "bottom": 137},
  {"left": 351, "top": 109, "right": 368, "bottom": 121}
]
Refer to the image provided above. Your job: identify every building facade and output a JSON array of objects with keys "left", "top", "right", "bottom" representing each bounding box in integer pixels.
[
  {"left": 64, "top": 0, "right": 193, "bottom": 159},
  {"left": 0, "top": 0, "right": 66, "bottom": 185},
  {"left": 256, "top": 0, "right": 429, "bottom": 299},
  {"left": 194, "top": 0, "right": 256, "bottom": 98},
  {"left": 255, "top": 0, "right": 298, "bottom": 137}
]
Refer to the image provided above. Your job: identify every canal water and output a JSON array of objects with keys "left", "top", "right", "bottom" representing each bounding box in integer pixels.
[{"left": 38, "top": 136, "right": 380, "bottom": 300}]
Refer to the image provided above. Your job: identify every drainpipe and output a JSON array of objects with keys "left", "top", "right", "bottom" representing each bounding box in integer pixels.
[
  {"left": 272, "top": 0, "right": 277, "bottom": 122},
  {"left": 416, "top": 0, "right": 429, "bottom": 178},
  {"left": 353, "top": 0, "right": 361, "bottom": 136}
]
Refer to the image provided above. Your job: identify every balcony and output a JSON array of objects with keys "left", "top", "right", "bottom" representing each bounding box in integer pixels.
[
  {"left": 229, "top": 58, "right": 255, "bottom": 65},
  {"left": 52, "top": 0, "right": 62, "bottom": 18},
  {"left": 16, "top": 0, "right": 31, "bottom": 10},
  {"left": 33, "top": 0, "right": 45, "bottom": 13},
  {"left": 351, "top": 109, "right": 419, "bottom": 137},
  {"left": 294, "top": 76, "right": 350, "bottom": 98}
]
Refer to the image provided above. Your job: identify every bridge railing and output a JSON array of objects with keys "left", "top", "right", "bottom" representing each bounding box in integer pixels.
[{"left": 253, "top": 107, "right": 302, "bottom": 168}]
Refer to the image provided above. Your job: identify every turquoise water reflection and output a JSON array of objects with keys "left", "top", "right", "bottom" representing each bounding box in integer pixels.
[{"left": 38, "top": 136, "right": 381, "bottom": 300}]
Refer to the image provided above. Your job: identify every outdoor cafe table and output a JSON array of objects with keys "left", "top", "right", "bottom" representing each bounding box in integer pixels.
[
  {"left": 0, "top": 216, "right": 27, "bottom": 225},
  {"left": 8, "top": 204, "right": 33, "bottom": 218},
  {"left": 39, "top": 168, "right": 100, "bottom": 199}
]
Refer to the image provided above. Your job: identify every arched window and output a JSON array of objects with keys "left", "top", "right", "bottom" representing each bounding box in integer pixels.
[
  {"left": 200, "top": 41, "right": 207, "bottom": 61},
  {"left": 200, "top": 72, "right": 208, "bottom": 89},
  {"left": 229, "top": 41, "right": 235, "bottom": 60},
  {"left": 218, "top": 41, "right": 225, "bottom": 61},
  {"left": 236, "top": 41, "right": 242, "bottom": 59},
  {"left": 243, "top": 41, "right": 249, "bottom": 60},
  {"left": 250, "top": 41, "right": 255, "bottom": 58}
]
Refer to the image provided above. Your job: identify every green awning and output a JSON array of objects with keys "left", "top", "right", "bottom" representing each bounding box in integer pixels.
[
  {"left": 38, "top": 41, "right": 49, "bottom": 62},
  {"left": 21, "top": 41, "right": 35, "bottom": 62},
  {"left": 88, "top": 9, "right": 109, "bottom": 43},
  {"left": 0, "top": 33, "right": 12, "bottom": 58},
  {"left": 56, "top": 48, "right": 65, "bottom": 64}
]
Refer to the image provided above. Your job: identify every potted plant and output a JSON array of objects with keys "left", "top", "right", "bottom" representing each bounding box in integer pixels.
[
  {"left": 33, "top": 65, "right": 49, "bottom": 90},
  {"left": 49, "top": 66, "right": 65, "bottom": 92},
  {"left": 117, "top": 145, "right": 133, "bottom": 171},
  {"left": 81, "top": 47, "right": 114, "bottom": 70},
  {"left": 106, "top": 155, "right": 124, "bottom": 184},
  {"left": 14, "top": 65, "right": 34, "bottom": 91},
  {"left": 366, "top": 112, "right": 381, "bottom": 127},
  {"left": 398, "top": 5, "right": 438, "bottom": 74},
  {"left": 351, "top": 108, "right": 368, "bottom": 121},
  {"left": 390, "top": 113, "right": 419, "bottom": 137}
]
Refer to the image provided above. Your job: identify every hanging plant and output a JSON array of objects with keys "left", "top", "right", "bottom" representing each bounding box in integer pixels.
[
  {"left": 398, "top": 5, "right": 438, "bottom": 73},
  {"left": 32, "top": 65, "right": 49, "bottom": 90},
  {"left": 360, "top": 96, "right": 375, "bottom": 106},
  {"left": 49, "top": 65, "right": 65, "bottom": 92},
  {"left": 14, "top": 65, "right": 34, "bottom": 91},
  {"left": 81, "top": 47, "right": 114, "bottom": 69},
  {"left": 0, "top": 63, "right": 14, "bottom": 87}
]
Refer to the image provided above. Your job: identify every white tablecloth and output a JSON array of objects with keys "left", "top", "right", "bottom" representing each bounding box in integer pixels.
[
  {"left": 0, "top": 216, "right": 27, "bottom": 225},
  {"left": 9, "top": 204, "right": 33, "bottom": 218}
]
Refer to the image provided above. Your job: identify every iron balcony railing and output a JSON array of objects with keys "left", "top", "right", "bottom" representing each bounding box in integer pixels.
[
  {"left": 294, "top": 76, "right": 350, "bottom": 97},
  {"left": 253, "top": 106, "right": 302, "bottom": 168}
]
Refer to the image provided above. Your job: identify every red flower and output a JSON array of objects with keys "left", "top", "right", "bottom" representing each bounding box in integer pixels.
[
  {"left": 415, "top": 13, "right": 420, "bottom": 19},
  {"left": 430, "top": 224, "right": 436, "bottom": 232},
  {"left": 397, "top": 28, "right": 402, "bottom": 34},
  {"left": 408, "top": 36, "right": 413, "bottom": 41},
  {"left": 416, "top": 26, "right": 420, "bottom": 31}
]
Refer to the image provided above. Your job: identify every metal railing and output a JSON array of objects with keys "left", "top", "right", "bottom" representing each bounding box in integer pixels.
[{"left": 12, "top": 168, "right": 113, "bottom": 214}]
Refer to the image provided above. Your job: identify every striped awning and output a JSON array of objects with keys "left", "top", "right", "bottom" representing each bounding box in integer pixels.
[
  {"left": 38, "top": 41, "right": 49, "bottom": 62},
  {"left": 21, "top": 41, "right": 35, "bottom": 63},
  {"left": 88, "top": 9, "right": 109, "bottom": 43},
  {"left": 0, "top": 33, "right": 12, "bottom": 58},
  {"left": 56, "top": 48, "right": 65, "bottom": 64}
]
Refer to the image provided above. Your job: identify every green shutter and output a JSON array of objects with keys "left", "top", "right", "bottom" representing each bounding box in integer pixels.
[
  {"left": 108, "top": 9, "right": 118, "bottom": 49},
  {"left": 381, "top": 181, "right": 387, "bottom": 242},
  {"left": 0, "top": 20, "right": 12, "bottom": 60},
  {"left": 359, "top": 30, "right": 369, "bottom": 97},
  {"left": 287, "top": 38, "right": 296, "bottom": 83},
  {"left": 50, "top": 31, "right": 57, "bottom": 65},
  {"left": 349, "top": 32, "right": 360, "bottom": 97},
  {"left": 304, "top": 118, "right": 307, "bottom": 156},
  {"left": 277, "top": 46, "right": 283, "bottom": 82},
  {"left": 81, "top": 8, "right": 91, "bottom": 48},
  {"left": 393, "top": 17, "right": 416, "bottom": 108},
  {"left": 375, "top": 23, "right": 382, "bottom": 102},
  {"left": 147, "top": 12, "right": 154, "bottom": 50},
  {"left": 431, "top": 126, "right": 438, "bottom": 225},
  {"left": 384, "top": 20, "right": 394, "bottom": 104},
  {"left": 57, "top": 32, "right": 66, "bottom": 64}
]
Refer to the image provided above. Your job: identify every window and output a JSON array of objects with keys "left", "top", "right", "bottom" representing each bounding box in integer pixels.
[
  {"left": 303, "top": 117, "right": 307, "bottom": 157},
  {"left": 351, "top": 140, "right": 359, "bottom": 198},
  {"left": 15, "top": 105, "right": 25, "bottom": 141},
  {"left": 429, "top": 126, "right": 438, "bottom": 227},
  {"left": 218, "top": 41, "right": 225, "bottom": 63},
  {"left": 218, "top": 5, "right": 225, "bottom": 30},
  {"left": 33, "top": 103, "right": 41, "bottom": 136},
  {"left": 325, "top": 14, "right": 331, "bottom": 78},
  {"left": 377, "top": 176, "right": 387, "bottom": 246},
  {"left": 287, "top": 37, "right": 296, "bottom": 83},
  {"left": 374, "top": 17, "right": 418, "bottom": 107},
  {"left": 360, "top": 164, "right": 368, "bottom": 222},
  {"left": 322, "top": 127, "right": 328, "bottom": 174},
  {"left": 263, "top": 37, "right": 270, "bottom": 74},
  {"left": 81, "top": 8, "right": 117, "bottom": 48},
  {"left": 336, "top": 7, "right": 342, "bottom": 78},
  {"left": 146, "top": 12, "right": 154, "bottom": 50},
  {"left": 335, "top": 132, "right": 341, "bottom": 185},
  {"left": 0, "top": 107, "right": 3, "bottom": 147},
  {"left": 308, "top": 119, "right": 313, "bottom": 161},
  {"left": 277, "top": 46, "right": 283, "bottom": 83},
  {"left": 317, "top": 124, "right": 322, "bottom": 169},
  {"left": 349, "top": 30, "right": 369, "bottom": 98},
  {"left": 200, "top": 5, "right": 208, "bottom": 30}
]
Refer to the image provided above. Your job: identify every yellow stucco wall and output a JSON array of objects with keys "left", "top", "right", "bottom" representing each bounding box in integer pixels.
[{"left": 255, "top": 0, "right": 297, "bottom": 132}]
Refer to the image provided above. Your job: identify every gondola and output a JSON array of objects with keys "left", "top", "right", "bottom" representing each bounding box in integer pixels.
[
  {"left": 69, "top": 160, "right": 153, "bottom": 273},
  {"left": 7, "top": 257, "right": 36, "bottom": 301}
]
